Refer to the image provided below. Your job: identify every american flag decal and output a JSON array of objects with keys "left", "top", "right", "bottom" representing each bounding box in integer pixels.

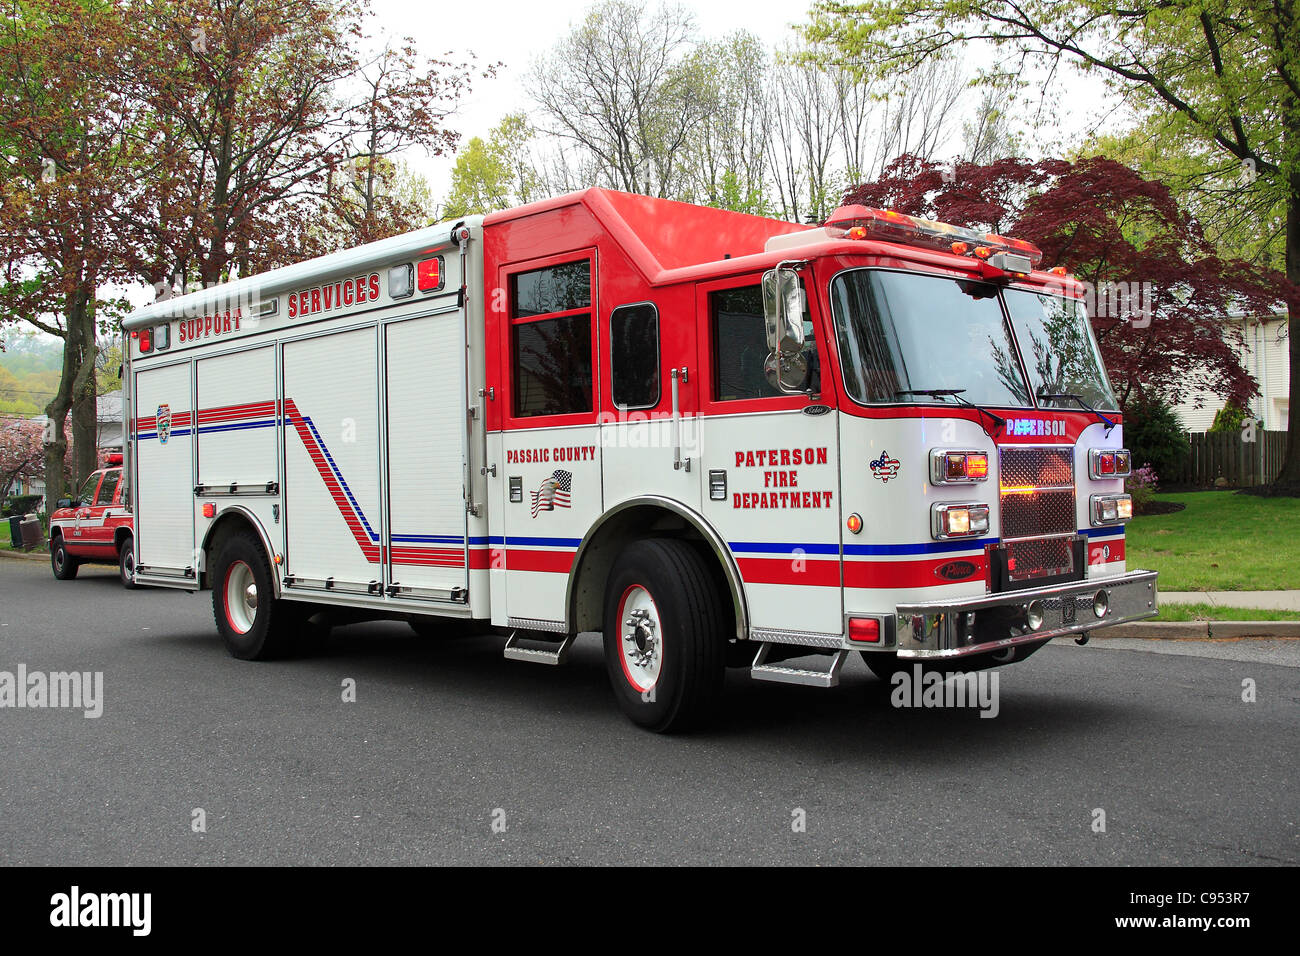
[{"left": 531, "top": 470, "right": 573, "bottom": 517}]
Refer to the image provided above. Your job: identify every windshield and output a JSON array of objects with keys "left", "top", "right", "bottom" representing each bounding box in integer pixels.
[
  {"left": 1002, "top": 288, "right": 1119, "bottom": 411},
  {"left": 828, "top": 269, "right": 1031, "bottom": 407}
]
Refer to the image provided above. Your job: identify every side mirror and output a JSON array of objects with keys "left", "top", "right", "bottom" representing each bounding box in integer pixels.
[{"left": 762, "top": 266, "right": 809, "bottom": 393}]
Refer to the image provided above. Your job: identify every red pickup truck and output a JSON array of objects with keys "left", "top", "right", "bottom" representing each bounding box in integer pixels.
[{"left": 47, "top": 454, "right": 137, "bottom": 588}]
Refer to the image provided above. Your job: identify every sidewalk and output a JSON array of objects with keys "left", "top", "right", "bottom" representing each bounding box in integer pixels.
[{"left": 1159, "top": 591, "right": 1300, "bottom": 611}]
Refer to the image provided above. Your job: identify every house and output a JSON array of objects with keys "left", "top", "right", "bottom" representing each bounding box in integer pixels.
[{"left": 1172, "top": 310, "right": 1290, "bottom": 432}]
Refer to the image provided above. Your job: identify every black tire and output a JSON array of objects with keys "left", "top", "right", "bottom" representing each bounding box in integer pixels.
[
  {"left": 50, "top": 536, "right": 79, "bottom": 580},
  {"left": 118, "top": 535, "right": 139, "bottom": 589},
  {"left": 211, "top": 532, "right": 296, "bottom": 660},
  {"left": 602, "top": 538, "right": 726, "bottom": 733}
]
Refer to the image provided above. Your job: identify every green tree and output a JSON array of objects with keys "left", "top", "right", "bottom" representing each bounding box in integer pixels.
[
  {"left": 443, "top": 113, "right": 544, "bottom": 217},
  {"left": 804, "top": 0, "right": 1300, "bottom": 485}
]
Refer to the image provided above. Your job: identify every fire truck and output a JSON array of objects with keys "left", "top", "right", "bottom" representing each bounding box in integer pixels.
[{"left": 122, "top": 189, "right": 1157, "bottom": 731}]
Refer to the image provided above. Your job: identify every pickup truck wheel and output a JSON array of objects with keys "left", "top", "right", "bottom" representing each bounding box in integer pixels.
[
  {"left": 118, "top": 536, "right": 139, "bottom": 589},
  {"left": 51, "top": 536, "right": 79, "bottom": 580},
  {"left": 602, "top": 539, "right": 725, "bottom": 733},
  {"left": 212, "top": 532, "right": 294, "bottom": 660}
]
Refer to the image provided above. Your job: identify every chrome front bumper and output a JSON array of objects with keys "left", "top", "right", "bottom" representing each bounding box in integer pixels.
[{"left": 887, "top": 570, "right": 1158, "bottom": 660}]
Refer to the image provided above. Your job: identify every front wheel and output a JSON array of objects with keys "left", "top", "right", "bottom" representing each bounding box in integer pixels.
[
  {"left": 51, "top": 536, "right": 79, "bottom": 580},
  {"left": 211, "top": 532, "right": 296, "bottom": 660},
  {"left": 602, "top": 539, "right": 725, "bottom": 733},
  {"left": 118, "top": 536, "right": 139, "bottom": 589}
]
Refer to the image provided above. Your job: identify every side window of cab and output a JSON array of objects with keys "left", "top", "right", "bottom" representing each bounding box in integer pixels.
[{"left": 710, "top": 281, "right": 819, "bottom": 402}]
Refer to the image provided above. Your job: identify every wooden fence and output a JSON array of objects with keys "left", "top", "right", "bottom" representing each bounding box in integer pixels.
[{"left": 1170, "top": 430, "right": 1287, "bottom": 487}]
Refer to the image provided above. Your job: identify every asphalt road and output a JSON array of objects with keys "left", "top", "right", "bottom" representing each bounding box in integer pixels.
[{"left": 1, "top": 554, "right": 1296, "bottom": 866}]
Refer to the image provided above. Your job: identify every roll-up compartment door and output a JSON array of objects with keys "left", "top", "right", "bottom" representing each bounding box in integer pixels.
[
  {"left": 196, "top": 346, "right": 278, "bottom": 491},
  {"left": 384, "top": 311, "right": 470, "bottom": 600},
  {"left": 134, "top": 361, "right": 196, "bottom": 579},
  {"left": 282, "top": 328, "right": 381, "bottom": 591}
]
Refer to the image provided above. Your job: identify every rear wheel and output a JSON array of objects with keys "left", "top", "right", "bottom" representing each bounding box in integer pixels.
[
  {"left": 211, "top": 532, "right": 295, "bottom": 660},
  {"left": 118, "top": 535, "right": 138, "bottom": 589},
  {"left": 51, "top": 536, "right": 78, "bottom": 580},
  {"left": 602, "top": 539, "right": 725, "bottom": 733}
]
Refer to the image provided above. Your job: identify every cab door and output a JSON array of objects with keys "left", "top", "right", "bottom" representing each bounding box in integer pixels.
[
  {"left": 492, "top": 251, "right": 603, "bottom": 629},
  {"left": 82, "top": 468, "right": 123, "bottom": 555},
  {"left": 66, "top": 471, "right": 104, "bottom": 557},
  {"left": 695, "top": 274, "right": 843, "bottom": 639}
]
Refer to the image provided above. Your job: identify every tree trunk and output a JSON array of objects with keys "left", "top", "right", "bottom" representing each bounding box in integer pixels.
[
  {"left": 40, "top": 287, "right": 98, "bottom": 507},
  {"left": 1276, "top": 151, "right": 1300, "bottom": 484}
]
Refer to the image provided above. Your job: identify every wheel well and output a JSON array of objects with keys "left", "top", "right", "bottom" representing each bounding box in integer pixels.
[
  {"left": 114, "top": 527, "right": 132, "bottom": 553},
  {"left": 200, "top": 510, "right": 278, "bottom": 595},
  {"left": 567, "top": 502, "right": 745, "bottom": 641}
]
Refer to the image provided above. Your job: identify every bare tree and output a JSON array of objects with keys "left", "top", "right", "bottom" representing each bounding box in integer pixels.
[
  {"left": 529, "top": 1, "right": 709, "bottom": 198},
  {"left": 770, "top": 46, "right": 843, "bottom": 223},
  {"left": 683, "top": 31, "right": 773, "bottom": 213}
]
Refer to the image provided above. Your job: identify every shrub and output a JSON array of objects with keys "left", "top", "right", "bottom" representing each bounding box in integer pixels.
[
  {"left": 1123, "top": 397, "right": 1190, "bottom": 481},
  {"left": 1208, "top": 402, "right": 1248, "bottom": 434},
  {"left": 1, "top": 494, "right": 42, "bottom": 517},
  {"left": 1126, "top": 464, "right": 1159, "bottom": 514}
]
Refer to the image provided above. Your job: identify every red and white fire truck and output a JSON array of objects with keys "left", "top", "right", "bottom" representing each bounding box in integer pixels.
[
  {"left": 47, "top": 453, "right": 138, "bottom": 588},
  {"left": 122, "top": 189, "right": 1157, "bottom": 731}
]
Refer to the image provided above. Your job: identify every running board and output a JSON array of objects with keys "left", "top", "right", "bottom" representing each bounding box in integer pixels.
[
  {"left": 503, "top": 631, "right": 576, "bottom": 665},
  {"left": 750, "top": 644, "right": 849, "bottom": 688}
]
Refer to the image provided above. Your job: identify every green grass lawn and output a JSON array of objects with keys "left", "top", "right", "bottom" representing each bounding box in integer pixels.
[
  {"left": 1153, "top": 602, "right": 1300, "bottom": 622},
  {"left": 1127, "top": 492, "right": 1300, "bottom": 591}
]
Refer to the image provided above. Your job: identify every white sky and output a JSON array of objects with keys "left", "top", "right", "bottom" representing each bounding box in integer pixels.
[
  {"left": 370, "top": 0, "right": 827, "bottom": 196},
  {"left": 99, "top": 0, "right": 1119, "bottom": 313}
]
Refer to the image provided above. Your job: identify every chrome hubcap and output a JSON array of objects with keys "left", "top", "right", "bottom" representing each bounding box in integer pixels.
[
  {"left": 618, "top": 586, "right": 663, "bottom": 693},
  {"left": 225, "top": 562, "right": 258, "bottom": 633}
]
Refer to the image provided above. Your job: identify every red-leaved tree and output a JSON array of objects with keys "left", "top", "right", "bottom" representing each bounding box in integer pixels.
[{"left": 844, "top": 156, "right": 1296, "bottom": 411}]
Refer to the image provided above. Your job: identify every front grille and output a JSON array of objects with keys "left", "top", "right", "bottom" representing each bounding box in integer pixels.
[
  {"left": 1004, "top": 537, "right": 1075, "bottom": 584},
  {"left": 1001, "top": 488, "right": 1075, "bottom": 539},
  {"left": 997, "top": 446, "right": 1079, "bottom": 586}
]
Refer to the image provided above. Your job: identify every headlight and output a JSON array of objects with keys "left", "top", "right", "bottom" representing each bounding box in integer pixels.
[
  {"left": 932, "top": 502, "right": 990, "bottom": 539},
  {"left": 1090, "top": 493, "right": 1133, "bottom": 526}
]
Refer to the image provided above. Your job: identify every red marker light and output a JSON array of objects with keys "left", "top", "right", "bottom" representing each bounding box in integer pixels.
[
  {"left": 138, "top": 329, "right": 152, "bottom": 352},
  {"left": 966, "top": 453, "right": 989, "bottom": 479},
  {"left": 848, "top": 618, "right": 881, "bottom": 644},
  {"left": 417, "top": 256, "right": 442, "bottom": 292},
  {"left": 1099, "top": 453, "right": 1116, "bottom": 475},
  {"left": 202, "top": 502, "right": 216, "bottom": 518}
]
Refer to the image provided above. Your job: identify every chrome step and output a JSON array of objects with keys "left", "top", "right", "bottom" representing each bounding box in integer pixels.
[
  {"left": 750, "top": 644, "right": 848, "bottom": 688},
  {"left": 503, "top": 630, "right": 575, "bottom": 665}
]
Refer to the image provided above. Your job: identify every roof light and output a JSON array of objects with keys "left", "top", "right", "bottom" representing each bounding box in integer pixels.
[{"left": 824, "top": 204, "right": 1043, "bottom": 267}]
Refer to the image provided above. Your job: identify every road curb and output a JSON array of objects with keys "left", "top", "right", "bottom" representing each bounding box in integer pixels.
[
  {"left": 0, "top": 547, "right": 48, "bottom": 562},
  {"left": 1093, "top": 621, "right": 1300, "bottom": 640}
]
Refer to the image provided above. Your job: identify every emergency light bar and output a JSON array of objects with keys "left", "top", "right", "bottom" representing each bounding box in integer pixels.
[{"left": 825, "top": 205, "right": 1044, "bottom": 270}]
